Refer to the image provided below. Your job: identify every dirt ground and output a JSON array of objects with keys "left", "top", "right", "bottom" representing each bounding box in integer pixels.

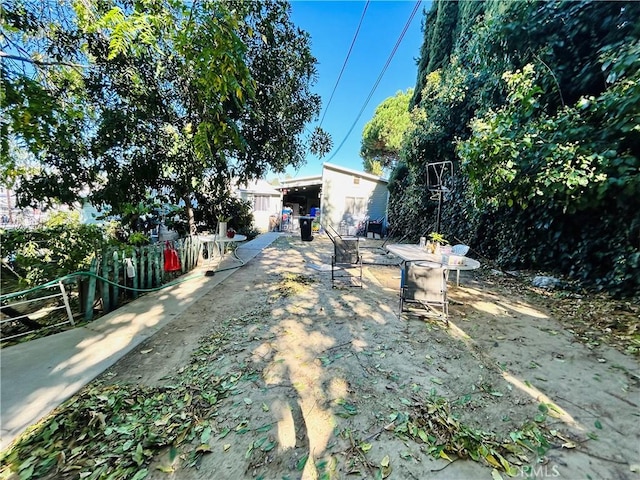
[{"left": 98, "top": 234, "right": 639, "bottom": 480}]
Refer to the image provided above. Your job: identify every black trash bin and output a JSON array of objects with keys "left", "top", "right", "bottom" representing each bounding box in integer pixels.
[{"left": 299, "top": 216, "right": 313, "bottom": 241}]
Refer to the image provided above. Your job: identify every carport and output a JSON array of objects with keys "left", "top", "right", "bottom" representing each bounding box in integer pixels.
[{"left": 277, "top": 175, "right": 323, "bottom": 218}]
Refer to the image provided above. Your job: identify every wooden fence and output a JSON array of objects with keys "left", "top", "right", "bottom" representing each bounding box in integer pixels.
[
  {"left": 1, "top": 237, "right": 203, "bottom": 343},
  {"left": 82, "top": 236, "right": 201, "bottom": 320}
]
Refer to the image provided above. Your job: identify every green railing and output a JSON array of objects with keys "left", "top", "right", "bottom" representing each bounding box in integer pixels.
[
  {"left": 83, "top": 236, "right": 201, "bottom": 319},
  {"left": 1, "top": 236, "right": 203, "bottom": 341}
]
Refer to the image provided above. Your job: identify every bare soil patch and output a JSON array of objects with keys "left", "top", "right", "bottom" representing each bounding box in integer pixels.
[
  {"left": 3, "top": 234, "right": 638, "bottom": 480},
  {"left": 104, "top": 235, "right": 640, "bottom": 479}
]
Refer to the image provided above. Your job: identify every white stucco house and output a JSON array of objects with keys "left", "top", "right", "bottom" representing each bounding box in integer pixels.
[
  {"left": 74, "top": 163, "right": 387, "bottom": 236},
  {"left": 277, "top": 162, "right": 389, "bottom": 236},
  {"left": 234, "top": 179, "right": 282, "bottom": 233}
]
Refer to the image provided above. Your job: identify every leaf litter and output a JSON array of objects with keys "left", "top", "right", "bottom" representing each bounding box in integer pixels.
[{"left": 1, "top": 236, "right": 637, "bottom": 479}]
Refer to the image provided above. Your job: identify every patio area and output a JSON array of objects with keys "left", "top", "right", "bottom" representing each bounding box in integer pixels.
[
  {"left": 2, "top": 233, "right": 638, "bottom": 479},
  {"left": 105, "top": 234, "right": 640, "bottom": 479}
]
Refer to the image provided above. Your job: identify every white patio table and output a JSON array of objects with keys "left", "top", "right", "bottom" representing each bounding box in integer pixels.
[
  {"left": 199, "top": 233, "right": 247, "bottom": 274},
  {"left": 385, "top": 243, "right": 480, "bottom": 286}
]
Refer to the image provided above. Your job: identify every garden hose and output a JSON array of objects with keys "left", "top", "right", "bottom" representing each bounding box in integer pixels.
[{"left": 0, "top": 262, "right": 245, "bottom": 302}]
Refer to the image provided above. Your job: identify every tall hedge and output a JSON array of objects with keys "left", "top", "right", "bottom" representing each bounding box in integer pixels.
[{"left": 393, "top": 0, "right": 640, "bottom": 296}]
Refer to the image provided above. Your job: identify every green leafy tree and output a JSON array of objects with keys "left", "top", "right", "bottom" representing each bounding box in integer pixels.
[
  {"left": 4, "top": 0, "right": 330, "bottom": 234},
  {"left": 224, "top": 0, "right": 331, "bottom": 177},
  {"left": 480, "top": 1, "right": 640, "bottom": 110},
  {"left": 79, "top": 0, "right": 254, "bottom": 233},
  {"left": 1, "top": 1, "right": 93, "bottom": 196},
  {"left": 410, "top": 0, "right": 484, "bottom": 108},
  {"left": 458, "top": 53, "right": 640, "bottom": 293},
  {"left": 360, "top": 89, "right": 413, "bottom": 175},
  {"left": 392, "top": 0, "right": 640, "bottom": 295}
]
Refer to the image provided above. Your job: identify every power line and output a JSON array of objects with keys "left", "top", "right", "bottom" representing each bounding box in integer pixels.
[
  {"left": 327, "top": 0, "right": 422, "bottom": 163},
  {"left": 319, "top": 0, "right": 370, "bottom": 128}
]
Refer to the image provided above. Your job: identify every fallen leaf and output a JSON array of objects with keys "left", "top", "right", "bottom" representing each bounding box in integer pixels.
[
  {"left": 491, "top": 469, "right": 504, "bottom": 480},
  {"left": 255, "top": 423, "right": 272, "bottom": 433},
  {"left": 297, "top": 454, "right": 309, "bottom": 471},
  {"left": 200, "top": 426, "right": 212, "bottom": 444},
  {"left": 141, "top": 349, "right": 153, "bottom": 354},
  {"left": 382, "top": 465, "right": 392, "bottom": 478},
  {"left": 262, "top": 440, "right": 277, "bottom": 452},
  {"left": 439, "top": 450, "right": 453, "bottom": 462},
  {"left": 380, "top": 455, "right": 390, "bottom": 467},
  {"left": 223, "top": 444, "right": 231, "bottom": 452}
]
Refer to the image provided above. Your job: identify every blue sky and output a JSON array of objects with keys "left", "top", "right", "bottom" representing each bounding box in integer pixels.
[{"left": 278, "top": 0, "right": 428, "bottom": 180}]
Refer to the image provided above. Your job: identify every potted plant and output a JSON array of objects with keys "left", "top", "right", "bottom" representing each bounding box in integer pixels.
[
  {"left": 427, "top": 232, "right": 448, "bottom": 254},
  {"left": 217, "top": 215, "right": 232, "bottom": 238}
]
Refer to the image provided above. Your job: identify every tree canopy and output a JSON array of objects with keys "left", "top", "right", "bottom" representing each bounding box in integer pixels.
[
  {"left": 387, "top": 0, "right": 640, "bottom": 296},
  {"left": 1, "top": 0, "right": 330, "bottom": 231},
  {"left": 360, "top": 88, "right": 413, "bottom": 176}
]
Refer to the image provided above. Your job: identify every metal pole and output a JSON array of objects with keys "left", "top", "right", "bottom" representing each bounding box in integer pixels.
[
  {"left": 59, "top": 281, "right": 75, "bottom": 326},
  {"left": 436, "top": 189, "right": 443, "bottom": 233}
]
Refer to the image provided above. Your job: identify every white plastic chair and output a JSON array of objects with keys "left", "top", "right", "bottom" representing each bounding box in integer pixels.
[
  {"left": 449, "top": 244, "right": 470, "bottom": 285},
  {"left": 451, "top": 244, "right": 470, "bottom": 256}
]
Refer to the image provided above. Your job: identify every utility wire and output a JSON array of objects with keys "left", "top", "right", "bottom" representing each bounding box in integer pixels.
[
  {"left": 327, "top": 0, "right": 422, "bottom": 162},
  {"left": 319, "top": 0, "right": 370, "bottom": 128}
]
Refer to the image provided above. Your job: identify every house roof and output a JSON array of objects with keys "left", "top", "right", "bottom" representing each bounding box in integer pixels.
[
  {"left": 236, "top": 179, "right": 281, "bottom": 196},
  {"left": 322, "top": 162, "right": 389, "bottom": 183},
  {"left": 277, "top": 175, "right": 323, "bottom": 189},
  {"left": 275, "top": 163, "right": 388, "bottom": 190}
]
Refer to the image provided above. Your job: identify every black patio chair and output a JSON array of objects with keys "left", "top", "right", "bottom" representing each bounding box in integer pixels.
[
  {"left": 399, "top": 260, "right": 448, "bottom": 326},
  {"left": 324, "top": 224, "right": 363, "bottom": 288}
]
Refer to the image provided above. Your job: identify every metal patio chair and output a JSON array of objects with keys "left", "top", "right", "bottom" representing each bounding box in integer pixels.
[
  {"left": 325, "top": 224, "right": 363, "bottom": 288},
  {"left": 399, "top": 261, "right": 449, "bottom": 326}
]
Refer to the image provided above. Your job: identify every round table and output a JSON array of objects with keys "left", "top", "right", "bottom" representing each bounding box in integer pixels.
[
  {"left": 385, "top": 244, "right": 481, "bottom": 286},
  {"left": 199, "top": 234, "right": 247, "bottom": 273},
  {"left": 214, "top": 234, "right": 247, "bottom": 263},
  {"left": 417, "top": 254, "right": 480, "bottom": 286}
]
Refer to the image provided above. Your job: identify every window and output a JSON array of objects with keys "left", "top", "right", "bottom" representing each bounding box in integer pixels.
[
  {"left": 345, "top": 197, "right": 367, "bottom": 218},
  {"left": 253, "top": 195, "right": 270, "bottom": 212}
]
